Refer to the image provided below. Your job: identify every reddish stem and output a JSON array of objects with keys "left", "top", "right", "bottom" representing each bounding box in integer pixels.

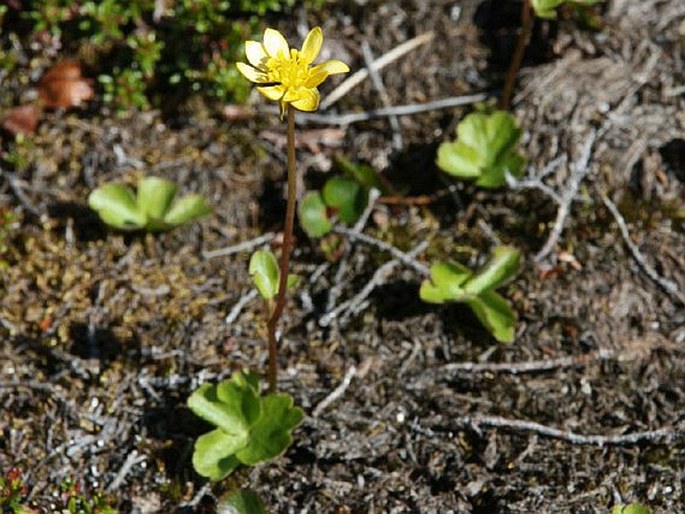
[
  {"left": 500, "top": 0, "right": 533, "bottom": 111},
  {"left": 266, "top": 105, "right": 297, "bottom": 393}
]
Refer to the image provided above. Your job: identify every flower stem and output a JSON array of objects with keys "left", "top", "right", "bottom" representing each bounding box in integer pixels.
[
  {"left": 267, "top": 105, "right": 297, "bottom": 393},
  {"left": 500, "top": 0, "right": 533, "bottom": 111}
]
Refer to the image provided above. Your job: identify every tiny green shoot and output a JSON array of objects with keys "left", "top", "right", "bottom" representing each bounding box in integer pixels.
[
  {"left": 437, "top": 110, "right": 525, "bottom": 188},
  {"left": 216, "top": 489, "right": 266, "bottom": 514},
  {"left": 420, "top": 246, "right": 521, "bottom": 343},
  {"left": 299, "top": 173, "right": 371, "bottom": 239},
  {"left": 531, "top": 0, "right": 602, "bottom": 19},
  {"left": 610, "top": 504, "right": 651, "bottom": 514},
  {"left": 88, "top": 176, "right": 212, "bottom": 231},
  {"left": 187, "top": 370, "right": 304, "bottom": 481}
]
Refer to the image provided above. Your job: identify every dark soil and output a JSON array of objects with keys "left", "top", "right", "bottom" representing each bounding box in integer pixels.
[{"left": 2, "top": 1, "right": 685, "bottom": 512}]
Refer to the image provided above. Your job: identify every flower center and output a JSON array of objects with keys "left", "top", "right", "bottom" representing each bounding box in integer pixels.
[{"left": 266, "top": 49, "right": 310, "bottom": 89}]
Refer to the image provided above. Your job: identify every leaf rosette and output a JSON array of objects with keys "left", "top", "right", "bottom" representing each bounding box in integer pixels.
[
  {"left": 88, "top": 176, "right": 212, "bottom": 231},
  {"left": 188, "top": 371, "right": 305, "bottom": 481}
]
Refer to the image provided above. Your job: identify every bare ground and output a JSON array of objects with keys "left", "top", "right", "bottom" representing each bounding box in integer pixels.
[{"left": 2, "top": 0, "right": 685, "bottom": 512}]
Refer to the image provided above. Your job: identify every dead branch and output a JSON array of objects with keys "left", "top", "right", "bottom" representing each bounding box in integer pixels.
[
  {"left": 602, "top": 194, "right": 685, "bottom": 305},
  {"left": 320, "top": 31, "right": 435, "bottom": 110},
  {"left": 203, "top": 232, "right": 275, "bottom": 259},
  {"left": 454, "top": 414, "right": 685, "bottom": 447}
]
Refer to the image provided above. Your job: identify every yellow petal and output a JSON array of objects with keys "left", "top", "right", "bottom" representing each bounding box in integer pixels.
[
  {"left": 289, "top": 87, "right": 320, "bottom": 112},
  {"left": 310, "top": 59, "right": 350, "bottom": 76},
  {"left": 257, "top": 84, "right": 287, "bottom": 101},
  {"left": 236, "top": 62, "right": 268, "bottom": 84},
  {"left": 305, "top": 69, "right": 329, "bottom": 88},
  {"left": 245, "top": 41, "right": 268, "bottom": 69},
  {"left": 300, "top": 27, "right": 323, "bottom": 65},
  {"left": 263, "top": 28, "right": 289, "bottom": 58}
]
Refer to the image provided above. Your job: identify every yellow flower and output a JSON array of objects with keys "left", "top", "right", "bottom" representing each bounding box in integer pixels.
[{"left": 236, "top": 27, "right": 349, "bottom": 114}]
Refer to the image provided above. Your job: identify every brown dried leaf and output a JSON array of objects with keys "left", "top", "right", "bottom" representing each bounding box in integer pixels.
[
  {"left": 38, "top": 60, "right": 95, "bottom": 109},
  {"left": 0, "top": 103, "right": 42, "bottom": 136}
]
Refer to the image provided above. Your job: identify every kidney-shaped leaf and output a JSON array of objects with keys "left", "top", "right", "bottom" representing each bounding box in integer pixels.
[
  {"left": 322, "top": 176, "right": 367, "bottom": 224},
  {"left": 249, "top": 250, "right": 280, "bottom": 301},
  {"left": 187, "top": 383, "right": 251, "bottom": 438},
  {"left": 464, "top": 246, "right": 520, "bottom": 296},
  {"left": 437, "top": 111, "right": 525, "bottom": 188},
  {"left": 236, "top": 393, "right": 305, "bottom": 466},
  {"left": 217, "top": 490, "right": 267, "bottom": 514},
  {"left": 420, "top": 261, "right": 473, "bottom": 304},
  {"left": 467, "top": 290, "right": 516, "bottom": 343},
  {"left": 299, "top": 191, "right": 332, "bottom": 238},
  {"left": 88, "top": 183, "right": 146, "bottom": 230},
  {"left": 192, "top": 428, "right": 243, "bottom": 481}
]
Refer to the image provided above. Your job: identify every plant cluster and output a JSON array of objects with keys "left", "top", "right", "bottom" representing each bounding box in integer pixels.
[
  {"left": 531, "top": 0, "right": 602, "bottom": 19},
  {"left": 88, "top": 176, "right": 212, "bottom": 231},
  {"left": 1, "top": 0, "right": 322, "bottom": 110},
  {"left": 0, "top": 469, "right": 28, "bottom": 514},
  {"left": 421, "top": 246, "right": 521, "bottom": 343},
  {"left": 0, "top": 472, "right": 116, "bottom": 514},
  {"left": 187, "top": 370, "right": 304, "bottom": 480}
]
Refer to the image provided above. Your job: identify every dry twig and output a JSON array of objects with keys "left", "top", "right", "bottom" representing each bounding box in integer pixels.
[
  {"left": 320, "top": 31, "right": 435, "bottom": 110},
  {"left": 203, "top": 232, "right": 275, "bottom": 259},
  {"left": 296, "top": 94, "right": 489, "bottom": 126},
  {"left": 454, "top": 415, "right": 684, "bottom": 447},
  {"left": 534, "top": 130, "right": 597, "bottom": 262},
  {"left": 601, "top": 194, "right": 685, "bottom": 305},
  {"left": 435, "top": 349, "right": 614, "bottom": 376},
  {"left": 361, "top": 41, "right": 403, "bottom": 150},
  {"left": 319, "top": 241, "right": 428, "bottom": 327},
  {"left": 312, "top": 365, "right": 357, "bottom": 417}
]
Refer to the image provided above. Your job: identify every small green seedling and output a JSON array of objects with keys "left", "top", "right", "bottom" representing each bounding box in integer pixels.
[
  {"left": 298, "top": 156, "right": 386, "bottom": 239},
  {"left": 299, "top": 176, "right": 368, "bottom": 238},
  {"left": 0, "top": 469, "right": 28, "bottom": 513},
  {"left": 611, "top": 504, "right": 651, "bottom": 514},
  {"left": 88, "top": 176, "right": 212, "bottom": 231},
  {"left": 187, "top": 370, "right": 304, "bottom": 480},
  {"left": 420, "top": 246, "right": 520, "bottom": 343},
  {"left": 217, "top": 489, "right": 266, "bottom": 514},
  {"left": 249, "top": 250, "right": 298, "bottom": 310},
  {"left": 531, "top": 0, "right": 602, "bottom": 19},
  {"left": 436, "top": 111, "right": 525, "bottom": 189},
  {"left": 59, "top": 478, "right": 118, "bottom": 514}
]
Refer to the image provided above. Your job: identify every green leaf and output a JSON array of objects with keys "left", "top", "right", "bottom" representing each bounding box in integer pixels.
[
  {"left": 464, "top": 246, "right": 520, "bottom": 296},
  {"left": 217, "top": 490, "right": 267, "bottom": 514},
  {"left": 298, "top": 191, "right": 332, "bottom": 238},
  {"left": 335, "top": 155, "right": 386, "bottom": 192},
  {"left": 236, "top": 393, "right": 305, "bottom": 466},
  {"left": 88, "top": 183, "right": 146, "bottom": 230},
  {"left": 222, "top": 371, "right": 261, "bottom": 426},
  {"left": 531, "top": 0, "right": 565, "bottom": 18},
  {"left": 248, "top": 250, "right": 280, "bottom": 301},
  {"left": 419, "top": 261, "right": 472, "bottom": 304},
  {"left": 164, "top": 194, "right": 213, "bottom": 226},
  {"left": 322, "top": 176, "right": 367, "bottom": 225},
  {"left": 436, "top": 111, "right": 525, "bottom": 189},
  {"left": 531, "top": 0, "right": 601, "bottom": 19},
  {"left": 611, "top": 504, "right": 651, "bottom": 514},
  {"left": 192, "top": 428, "right": 243, "bottom": 480},
  {"left": 187, "top": 383, "right": 250, "bottom": 438},
  {"left": 136, "top": 176, "right": 177, "bottom": 220},
  {"left": 467, "top": 290, "right": 516, "bottom": 343}
]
